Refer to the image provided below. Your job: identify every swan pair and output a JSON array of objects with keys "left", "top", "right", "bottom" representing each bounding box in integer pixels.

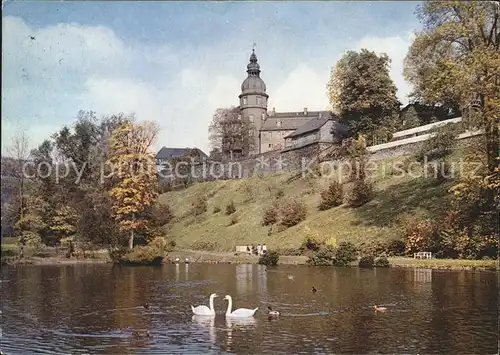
[{"left": 191, "top": 293, "right": 258, "bottom": 318}]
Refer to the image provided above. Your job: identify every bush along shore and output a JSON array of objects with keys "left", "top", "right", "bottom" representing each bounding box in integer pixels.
[{"left": 2, "top": 244, "right": 497, "bottom": 271}]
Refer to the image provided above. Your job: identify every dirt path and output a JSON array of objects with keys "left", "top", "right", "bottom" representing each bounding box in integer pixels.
[{"left": 169, "top": 250, "right": 308, "bottom": 265}]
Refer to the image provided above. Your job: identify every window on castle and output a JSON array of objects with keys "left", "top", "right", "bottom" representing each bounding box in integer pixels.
[
  {"left": 243, "top": 97, "right": 247, "bottom": 105},
  {"left": 256, "top": 96, "right": 261, "bottom": 105},
  {"left": 249, "top": 114, "right": 254, "bottom": 122},
  {"left": 277, "top": 120, "right": 282, "bottom": 127}
]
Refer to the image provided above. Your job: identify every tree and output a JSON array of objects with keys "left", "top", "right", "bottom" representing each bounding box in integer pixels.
[
  {"left": 108, "top": 121, "right": 159, "bottom": 249},
  {"left": 404, "top": 1, "right": 499, "bottom": 174},
  {"left": 400, "top": 105, "right": 422, "bottom": 130},
  {"left": 208, "top": 107, "right": 255, "bottom": 160},
  {"left": 15, "top": 196, "right": 46, "bottom": 248},
  {"left": 28, "top": 140, "right": 60, "bottom": 245},
  {"left": 4, "top": 132, "right": 30, "bottom": 227},
  {"left": 318, "top": 181, "right": 343, "bottom": 211},
  {"left": 53, "top": 111, "right": 134, "bottom": 246},
  {"left": 341, "top": 136, "right": 374, "bottom": 207},
  {"left": 327, "top": 49, "right": 401, "bottom": 143},
  {"left": 49, "top": 206, "right": 78, "bottom": 244},
  {"left": 165, "top": 149, "right": 206, "bottom": 188},
  {"left": 404, "top": 1, "right": 499, "bottom": 255}
]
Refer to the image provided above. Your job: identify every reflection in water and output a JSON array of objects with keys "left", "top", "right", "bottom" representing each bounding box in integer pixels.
[
  {"left": 185, "top": 264, "right": 189, "bottom": 281},
  {"left": 235, "top": 264, "right": 252, "bottom": 295},
  {"left": 257, "top": 265, "right": 267, "bottom": 294},
  {"left": 0, "top": 265, "right": 497, "bottom": 354},
  {"left": 414, "top": 268, "right": 432, "bottom": 283},
  {"left": 226, "top": 316, "right": 257, "bottom": 328},
  {"left": 226, "top": 317, "right": 257, "bottom": 351},
  {"left": 192, "top": 315, "right": 215, "bottom": 345}
]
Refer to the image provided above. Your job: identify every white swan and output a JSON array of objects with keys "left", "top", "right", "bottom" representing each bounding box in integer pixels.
[
  {"left": 223, "top": 295, "right": 258, "bottom": 318},
  {"left": 191, "top": 293, "right": 218, "bottom": 316}
]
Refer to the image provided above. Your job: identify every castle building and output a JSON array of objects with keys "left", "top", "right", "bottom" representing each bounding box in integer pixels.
[{"left": 237, "top": 49, "right": 345, "bottom": 157}]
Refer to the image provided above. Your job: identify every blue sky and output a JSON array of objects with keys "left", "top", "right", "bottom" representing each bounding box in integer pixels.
[{"left": 2, "top": 1, "right": 422, "bottom": 154}]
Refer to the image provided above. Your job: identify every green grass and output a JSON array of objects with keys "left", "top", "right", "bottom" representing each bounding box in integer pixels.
[
  {"left": 160, "top": 154, "right": 455, "bottom": 252},
  {"left": 390, "top": 257, "right": 498, "bottom": 271}
]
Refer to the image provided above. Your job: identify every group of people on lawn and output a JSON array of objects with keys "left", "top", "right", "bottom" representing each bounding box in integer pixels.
[{"left": 246, "top": 243, "right": 267, "bottom": 256}]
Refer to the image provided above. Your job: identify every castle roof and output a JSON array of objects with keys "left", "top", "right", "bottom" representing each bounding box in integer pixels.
[
  {"left": 285, "top": 117, "right": 331, "bottom": 138},
  {"left": 260, "top": 110, "right": 332, "bottom": 132},
  {"left": 156, "top": 147, "right": 209, "bottom": 160},
  {"left": 268, "top": 110, "right": 330, "bottom": 119},
  {"left": 286, "top": 117, "right": 348, "bottom": 139}
]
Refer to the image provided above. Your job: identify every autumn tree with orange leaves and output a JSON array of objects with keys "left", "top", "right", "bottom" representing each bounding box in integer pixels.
[{"left": 108, "top": 121, "right": 160, "bottom": 249}]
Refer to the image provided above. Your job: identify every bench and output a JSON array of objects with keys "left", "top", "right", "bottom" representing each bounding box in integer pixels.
[
  {"left": 414, "top": 251, "right": 432, "bottom": 259},
  {"left": 235, "top": 245, "right": 249, "bottom": 253}
]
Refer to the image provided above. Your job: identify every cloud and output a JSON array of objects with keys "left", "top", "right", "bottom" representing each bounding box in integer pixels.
[
  {"left": 2, "top": 15, "right": 415, "bottom": 157},
  {"left": 269, "top": 64, "right": 330, "bottom": 112}
]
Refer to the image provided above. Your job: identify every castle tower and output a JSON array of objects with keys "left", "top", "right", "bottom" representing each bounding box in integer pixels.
[{"left": 239, "top": 49, "right": 268, "bottom": 155}]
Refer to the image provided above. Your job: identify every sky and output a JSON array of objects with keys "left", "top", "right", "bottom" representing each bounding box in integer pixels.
[{"left": 2, "top": 1, "right": 422, "bottom": 155}]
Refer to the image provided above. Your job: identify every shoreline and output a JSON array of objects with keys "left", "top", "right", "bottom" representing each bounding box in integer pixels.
[
  {"left": 170, "top": 250, "right": 498, "bottom": 271},
  {"left": 2, "top": 249, "right": 497, "bottom": 271}
]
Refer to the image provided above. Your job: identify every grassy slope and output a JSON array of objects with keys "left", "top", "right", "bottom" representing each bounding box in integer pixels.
[{"left": 160, "top": 153, "right": 455, "bottom": 252}]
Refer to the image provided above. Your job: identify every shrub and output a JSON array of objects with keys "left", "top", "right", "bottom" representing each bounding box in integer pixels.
[
  {"left": 307, "top": 246, "right": 336, "bottom": 266},
  {"left": 385, "top": 239, "right": 406, "bottom": 256},
  {"left": 345, "top": 179, "right": 374, "bottom": 207},
  {"left": 318, "top": 181, "right": 343, "bottom": 210},
  {"left": 332, "top": 242, "right": 358, "bottom": 267},
  {"left": 300, "top": 228, "right": 322, "bottom": 252},
  {"left": 258, "top": 251, "right": 279, "bottom": 266},
  {"left": 374, "top": 256, "right": 390, "bottom": 267},
  {"left": 358, "top": 255, "right": 375, "bottom": 268},
  {"left": 213, "top": 206, "right": 221, "bottom": 214},
  {"left": 325, "top": 237, "right": 338, "bottom": 247},
  {"left": 191, "top": 195, "right": 207, "bottom": 216},
  {"left": 120, "top": 246, "right": 164, "bottom": 266},
  {"left": 158, "top": 179, "right": 172, "bottom": 193},
  {"left": 280, "top": 198, "right": 307, "bottom": 228},
  {"left": 426, "top": 159, "right": 453, "bottom": 183},
  {"left": 275, "top": 189, "right": 285, "bottom": 199},
  {"left": 1, "top": 249, "right": 17, "bottom": 258},
  {"left": 241, "top": 180, "right": 255, "bottom": 202},
  {"left": 109, "top": 245, "right": 165, "bottom": 266},
  {"left": 416, "top": 123, "right": 459, "bottom": 162},
  {"left": 276, "top": 248, "right": 302, "bottom": 256},
  {"left": 20, "top": 231, "right": 43, "bottom": 249},
  {"left": 262, "top": 206, "right": 278, "bottom": 226},
  {"left": 150, "top": 202, "right": 174, "bottom": 226},
  {"left": 228, "top": 214, "right": 238, "bottom": 226},
  {"left": 225, "top": 201, "right": 236, "bottom": 215},
  {"left": 404, "top": 219, "right": 440, "bottom": 255},
  {"left": 108, "top": 247, "right": 128, "bottom": 263},
  {"left": 190, "top": 241, "right": 221, "bottom": 251},
  {"left": 360, "top": 241, "right": 386, "bottom": 256},
  {"left": 149, "top": 236, "right": 168, "bottom": 251}
]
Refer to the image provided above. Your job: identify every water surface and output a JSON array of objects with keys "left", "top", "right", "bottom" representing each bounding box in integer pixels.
[{"left": 1, "top": 264, "right": 498, "bottom": 354}]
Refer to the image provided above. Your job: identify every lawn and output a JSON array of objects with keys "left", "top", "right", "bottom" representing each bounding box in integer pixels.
[{"left": 159, "top": 154, "right": 454, "bottom": 252}]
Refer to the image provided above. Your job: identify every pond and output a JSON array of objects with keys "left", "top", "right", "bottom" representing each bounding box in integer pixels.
[{"left": 0, "top": 264, "right": 497, "bottom": 354}]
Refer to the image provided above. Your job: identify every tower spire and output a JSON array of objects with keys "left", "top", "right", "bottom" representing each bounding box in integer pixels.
[{"left": 247, "top": 46, "right": 260, "bottom": 76}]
